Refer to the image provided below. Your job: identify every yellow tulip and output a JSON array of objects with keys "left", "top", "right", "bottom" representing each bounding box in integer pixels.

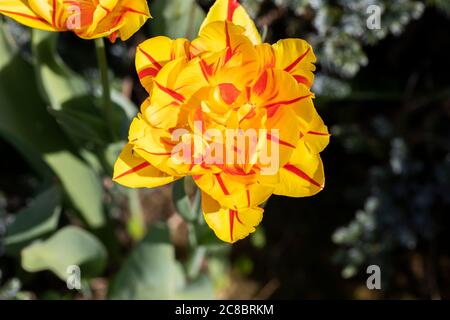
[
  {"left": 0, "top": 0, "right": 150, "bottom": 41},
  {"left": 114, "top": 0, "right": 330, "bottom": 243}
]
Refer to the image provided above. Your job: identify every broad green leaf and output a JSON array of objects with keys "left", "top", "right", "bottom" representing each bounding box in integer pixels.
[
  {"left": 108, "top": 223, "right": 178, "bottom": 300},
  {"left": 49, "top": 96, "right": 109, "bottom": 146},
  {"left": 4, "top": 187, "right": 62, "bottom": 255},
  {"left": 0, "top": 24, "right": 105, "bottom": 228},
  {"left": 149, "top": 0, "right": 205, "bottom": 40},
  {"left": 45, "top": 152, "right": 105, "bottom": 228},
  {"left": 108, "top": 223, "right": 214, "bottom": 300},
  {"left": 32, "top": 30, "right": 87, "bottom": 110},
  {"left": 21, "top": 226, "right": 107, "bottom": 280},
  {"left": 32, "top": 30, "right": 137, "bottom": 144},
  {"left": 176, "top": 274, "right": 214, "bottom": 300}
]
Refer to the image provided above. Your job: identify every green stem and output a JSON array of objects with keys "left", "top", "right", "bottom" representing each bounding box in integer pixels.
[{"left": 95, "top": 38, "right": 115, "bottom": 140}]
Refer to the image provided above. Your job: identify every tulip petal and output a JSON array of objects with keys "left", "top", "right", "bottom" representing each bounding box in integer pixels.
[
  {"left": 192, "top": 21, "right": 252, "bottom": 60},
  {"left": 0, "top": 0, "right": 56, "bottom": 31},
  {"left": 113, "top": 144, "right": 178, "bottom": 188},
  {"left": 72, "top": 0, "right": 150, "bottom": 41},
  {"left": 251, "top": 68, "right": 312, "bottom": 111},
  {"left": 272, "top": 39, "right": 317, "bottom": 88},
  {"left": 136, "top": 37, "right": 190, "bottom": 93},
  {"left": 274, "top": 141, "right": 325, "bottom": 197},
  {"left": 294, "top": 97, "right": 330, "bottom": 154},
  {"left": 194, "top": 172, "right": 273, "bottom": 209},
  {"left": 144, "top": 58, "right": 208, "bottom": 129},
  {"left": 255, "top": 43, "right": 275, "bottom": 72},
  {"left": 261, "top": 108, "right": 301, "bottom": 168},
  {"left": 202, "top": 192, "right": 263, "bottom": 243},
  {"left": 200, "top": 0, "right": 261, "bottom": 45},
  {"left": 115, "top": 0, "right": 151, "bottom": 41}
]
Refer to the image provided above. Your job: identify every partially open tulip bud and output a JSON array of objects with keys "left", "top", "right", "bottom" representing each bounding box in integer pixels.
[{"left": 0, "top": 0, "right": 151, "bottom": 42}]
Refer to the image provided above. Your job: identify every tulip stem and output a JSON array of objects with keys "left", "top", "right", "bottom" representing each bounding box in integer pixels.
[{"left": 95, "top": 38, "right": 115, "bottom": 140}]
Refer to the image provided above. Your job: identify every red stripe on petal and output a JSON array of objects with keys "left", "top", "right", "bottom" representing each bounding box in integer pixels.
[
  {"left": 293, "top": 75, "right": 310, "bottom": 86},
  {"left": 253, "top": 71, "right": 268, "bottom": 96},
  {"left": 224, "top": 23, "right": 233, "bottom": 63},
  {"left": 109, "top": 32, "right": 118, "bottom": 43},
  {"left": 219, "top": 83, "right": 240, "bottom": 104},
  {"left": 284, "top": 47, "right": 311, "bottom": 73},
  {"left": 123, "top": 7, "right": 149, "bottom": 15},
  {"left": 284, "top": 164, "right": 323, "bottom": 189},
  {"left": 267, "top": 105, "right": 281, "bottom": 118},
  {"left": 229, "top": 209, "right": 236, "bottom": 242},
  {"left": 308, "top": 131, "right": 330, "bottom": 136},
  {"left": 0, "top": 10, "right": 48, "bottom": 23},
  {"left": 267, "top": 133, "right": 296, "bottom": 148},
  {"left": 135, "top": 148, "right": 173, "bottom": 156},
  {"left": 155, "top": 81, "right": 185, "bottom": 102},
  {"left": 114, "top": 162, "right": 151, "bottom": 180},
  {"left": 199, "top": 59, "right": 214, "bottom": 80},
  {"left": 215, "top": 174, "right": 230, "bottom": 195},
  {"left": 227, "top": 0, "right": 240, "bottom": 21},
  {"left": 246, "top": 190, "right": 251, "bottom": 207},
  {"left": 52, "top": 0, "right": 56, "bottom": 27},
  {"left": 99, "top": 4, "right": 112, "bottom": 14},
  {"left": 240, "top": 107, "right": 257, "bottom": 123},
  {"left": 236, "top": 211, "right": 244, "bottom": 225},
  {"left": 265, "top": 94, "right": 312, "bottom": 109},
  {"left": 138, "top": 67, "right": 159, "bottom": 79},
  {"left": 138, "top": 47, "right": 163, "bottom": 70}
]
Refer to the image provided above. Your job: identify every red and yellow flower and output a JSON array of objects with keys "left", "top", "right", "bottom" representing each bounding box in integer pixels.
[
  {"left": 114, "top": 0, "right": 330, "bottom": 243},
  {"left": 0, "top": 0, "right": 150, "bottom": 42}
]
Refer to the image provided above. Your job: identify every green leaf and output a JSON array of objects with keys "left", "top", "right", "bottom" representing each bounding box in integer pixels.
[
  {"left": 32, "top": 30, "right": 138, "bottom": 144},
  {"left": 108, "top": 223, "right": 214, "bottom": 300},
  {"left": 108, "top": 223, "right": 177, "bottom": 299},
  {"left": 45, "top": 153, "right": 105, "bottom": 228},
  {"left": 49, "top": 96, "right": 109, "bottom": 146},
  {"left": 0, "top": 24, "right": 105, "bottom": 228},
  {"left": 149, "top": 0, "right": 205, "bottom": 40},
  {"left": 176, "top": 274, "right": 214, "bottom": 300},
  {"left": 21, "top": 226, "right": 107, "bottom": 280},
  {"left": 31, "top": 30, "right": 87, "bottom": 110},
  {"left": 32, "top": 31, "right": 109, "bottom": 145},
  {"left": 173, "top": 179, "right": 197, "bottom": 222},
  {"left": 4, "top": 187, "right": 62, "bottom": 255}
]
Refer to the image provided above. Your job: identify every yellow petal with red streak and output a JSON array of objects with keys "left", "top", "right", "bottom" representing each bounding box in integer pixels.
[
  {"left": 199, "top": 0, "right": 261, "bottom": 45},
  {"left": 272, "top": 39, "right": 316, "bottom": 88},
  {"left": 194, "top": 172, "right": 273, "bottom": 209},
  {"left": 0, "top": 0, "right": 56, "bottom": 31},
  {"left": 115, "top": 0, "right": 151, "bottom": 41},
  {"left": 202, "top": 192, "right": 263, "bottom": 243},
  {"left": 136, "top": 37, "right": 190, "bottom": 93},
  {"left": 294, "top": 97, "right": 330, "bottom": 154},
  {"left": 113, "top": 144, "right": 178, "bottom": 188},
  {"left": 274, "top": 141, "right": 325, "bottom": 197}
]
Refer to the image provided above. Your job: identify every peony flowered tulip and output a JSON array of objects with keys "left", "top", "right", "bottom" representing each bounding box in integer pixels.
[
  {"left": 114, "top": 0, "right": 330, "bottom": 243},
  {"left": 0, "top": 0, "right": 150, "bottom": 42}
]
